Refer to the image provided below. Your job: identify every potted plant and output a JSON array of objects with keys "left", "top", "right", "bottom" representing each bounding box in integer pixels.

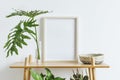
[
  {"left": 70, "top": 69, "right": 89, "bottom": 80},
  {"left": 4, "top": 9, "right": 49, "bottom": 61},
  {"left": 30, "top": 68, "right": 65, "bottom": 80}
]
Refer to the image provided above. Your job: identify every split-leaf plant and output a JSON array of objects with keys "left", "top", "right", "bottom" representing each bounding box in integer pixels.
[
  {"left": 30, "top": 68, "right": 65, "bottom": 80},
  {"left": 4, "top": 9, "right": 48, "bottom": 59}
]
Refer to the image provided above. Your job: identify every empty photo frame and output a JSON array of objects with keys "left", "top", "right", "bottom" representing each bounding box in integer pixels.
[{"left": 40, "top": 17, "right": 78, "bottom": 63}]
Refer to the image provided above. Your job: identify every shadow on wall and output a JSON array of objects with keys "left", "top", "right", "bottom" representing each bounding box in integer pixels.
[{"left": 0, "top": 66, "right": 23, "bottom": 80}]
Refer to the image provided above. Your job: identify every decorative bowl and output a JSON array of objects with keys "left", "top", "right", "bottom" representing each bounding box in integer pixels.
[{"left": 79, "top": 53, "right": 104, "bottom": 64}]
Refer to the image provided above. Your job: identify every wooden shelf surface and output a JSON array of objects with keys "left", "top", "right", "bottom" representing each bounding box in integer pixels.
[{"left": 10, "top": 62, "right": 110, "bottom": 68}]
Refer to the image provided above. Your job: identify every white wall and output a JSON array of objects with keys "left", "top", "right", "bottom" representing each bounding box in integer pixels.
[{"left": 0, "top": 0, "right": 119, "bottom": 80}]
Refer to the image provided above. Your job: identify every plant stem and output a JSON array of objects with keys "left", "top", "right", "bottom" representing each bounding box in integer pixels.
[{"left": 35, "top": 27, "right": 40, "bottom": 59}]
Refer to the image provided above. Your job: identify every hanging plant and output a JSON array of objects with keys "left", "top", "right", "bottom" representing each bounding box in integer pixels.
[{"left": 4, "top": 9, "right": 49, "bottom": 59}]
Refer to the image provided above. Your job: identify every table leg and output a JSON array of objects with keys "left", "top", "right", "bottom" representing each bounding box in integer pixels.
[
  {"left": 23, "top": 57, "right": 28, "bottom": 80},
  {"left": 23, "top": 68, "right": 27, "bottom": 80},
  {"left": 91, "top": 57, "right": 96, "bottom": 80},
  {"left": 92, "top": 68, "right": 96, "bottom": 80},
  {"left": 88, "top": 68, "right": 93, "bottom": 80},
  {"left": 27, "top": 68, "right": 31, "bottom": 80}
]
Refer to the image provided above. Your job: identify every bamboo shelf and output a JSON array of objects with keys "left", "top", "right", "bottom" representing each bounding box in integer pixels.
[
  {"left": 9, "top": 55, "right": 110, "bottom": 80},
  {"left": 10, "top": 61, "right": 109, "bottom": 68}
]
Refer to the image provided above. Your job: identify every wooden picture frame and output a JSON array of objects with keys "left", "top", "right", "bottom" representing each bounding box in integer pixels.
[{"left": 40, "top": 17, "right": 78, "bottom": 63}]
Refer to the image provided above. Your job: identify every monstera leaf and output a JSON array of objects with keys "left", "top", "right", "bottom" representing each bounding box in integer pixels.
[
  {"left": 30, "top": 68, "right": 65, "bottom": 80},
  {"left": 30, "top": 69, "right": 45, "bottom": 80},
  {"left": 4, "top": 9, "right": 48, "bottom": 58}
]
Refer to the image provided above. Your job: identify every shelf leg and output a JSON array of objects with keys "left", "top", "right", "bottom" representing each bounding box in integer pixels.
[
  {"left": 92, "top": 68, "right": 96, "bottom": 80},
  {"left": 91, "top": 57, "right": 96, "bottom": 80},
  {"left": 27, "top": 55, "right": 32, "bottom": 80},
  {"left": 23, "top": 68, "right": 27, "bottom": 80},
  {"left": 23, "top": 57, "right": 27, "bottom": 80},
  {"left": 27, "top": 68, "right": 31, "bottom": 80},
  {"left": 88, "top": 68, "right": 93, "bottom": 80}
]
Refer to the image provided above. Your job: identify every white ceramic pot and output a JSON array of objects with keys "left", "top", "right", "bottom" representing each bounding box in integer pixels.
[{"left": 79, "top": 53, "right": 104, "bottom": 64}]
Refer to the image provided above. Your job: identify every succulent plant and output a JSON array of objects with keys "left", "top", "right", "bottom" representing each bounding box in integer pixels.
[{"left": 70, "top": 69, "right": 89, "bottom": 80}]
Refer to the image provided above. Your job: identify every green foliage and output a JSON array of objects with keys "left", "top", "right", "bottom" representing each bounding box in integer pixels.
[
  {"left": 70, "top": 69, "right": 89, "bottom": 80},
  {"left": 6, "top": 9, "right": 49, "bottom": 18},
  {"left": 4, "top": 9, "right": 48, "bottom": 57},
  {"left": 31, "top": 69, "right": 45, "bottom": 80},
  {"left": 30, "top": 68, "right": 65, "bottom": 80}
]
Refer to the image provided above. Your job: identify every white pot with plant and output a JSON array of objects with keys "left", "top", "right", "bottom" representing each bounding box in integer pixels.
[{"left": 4, "top": 9, "right": 49, "bottom": 63}]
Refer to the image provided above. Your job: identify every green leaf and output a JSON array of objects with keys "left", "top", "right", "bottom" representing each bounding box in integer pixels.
[
  {"left": 6, "top": 50, "right": 10, "bottom": 57},
  {"left": 6, "top": 9, "right": 49, "bottom": 18},
  {"left": 23, "top": 18, "right": 39, "bottom": 28},
  {"left": 15, "top": 21, "right": 22, "bottom": 29},
  {"left": 21, "top": 34, "right": 31, "bottom": 39},
  {"left": 8, "top": 31, "right": 16, "bottom": 39},
  {"left": 30, "top": 69, "right": 45, "bottom": 80},
  {"left": 54, "top": 77, "right": 65, "bottom": 80},
  {"left": 13, "top": 46, "right": 18, "bottom": 55},
  {"left": 4, "top": 40, "right": 11, "bottom": 48},
  {"left": 30, "top": 70, "right": 39, "bottom": 80},
  {"left": 30, "top": 70, "right": 36, "bottom": 79},
  {"left": 5, "top": 42, "right": 12, "bottom": 51},
  {"left": 24, "top": 27, "right": 35, "bottom": 35},
  {"left": 16, "top": 41, "right": 22, "bottom": 48},
  {"left": 10, "top": 49, "right": 14, "bottom": 56},
  {"left": 21, "top": 39, "right": 27, "bottom": 45},
  {"left": 39, "top": 73, "right": 45, "bottom": 80},
  {"left": 31, "top": 24, "right": 39, "bottom": 27},
  {"left": 45, "top": 68, "right": 54, "bottom": 80}
]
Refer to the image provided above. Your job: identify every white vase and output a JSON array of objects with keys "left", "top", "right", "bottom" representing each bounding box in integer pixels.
[
  {"left": 36, "top": 59, "right": 41, "bottom": 64},
  {"left": 35, "top": 50, "right": 41, "bottom": 64}
]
